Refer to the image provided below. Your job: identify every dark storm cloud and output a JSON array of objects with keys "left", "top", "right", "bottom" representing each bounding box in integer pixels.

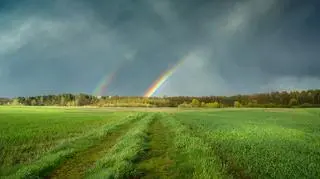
[{"left": 0, "top": 0, "right": 320, "bottom": 97}]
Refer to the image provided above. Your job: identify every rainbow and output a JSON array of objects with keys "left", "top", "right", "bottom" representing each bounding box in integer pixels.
[
  {"left": 93, "top": 60, "right": 132, "bottom": 96},
  {"left": 94, "top": 56, "right": 186, "bottom": 97},
  {"left": 144, "top": 59, "right": 185, "bottom": 97},
  {"left": 93, "top": 71, "right": 117, "bottom": 96}
]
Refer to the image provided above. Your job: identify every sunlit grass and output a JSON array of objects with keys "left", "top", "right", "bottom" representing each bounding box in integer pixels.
[
  {"left": 161, "top": 114, "right": 227, "bottom": 179},
  {"left": 1, "top": 107, "right": 320, "bottom": 178},
  {"left": 85, "top": 113, "right": 156, "bottom": 178},
  {"left": 0, "top": 107, "right": 134, "bottom": 177},
  {"left": 175, "top": 109, "right": 320, "bottom": 178}
]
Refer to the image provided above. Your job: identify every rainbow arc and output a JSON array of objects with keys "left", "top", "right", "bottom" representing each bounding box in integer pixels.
[
  {"left": 94, "top": 57, "right": 186, "bottom": 97},
  {"left": 143, "top": 60, "right": 184, "bottom": 97}
]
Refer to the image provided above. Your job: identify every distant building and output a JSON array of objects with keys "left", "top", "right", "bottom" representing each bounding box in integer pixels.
[{"left": 97, "top": 96, "right": 102, "bottom": 99}]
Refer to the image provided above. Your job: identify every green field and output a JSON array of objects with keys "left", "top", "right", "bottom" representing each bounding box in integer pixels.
[{"left": 0, "top": 107, "right": 319, "bottom": 178}]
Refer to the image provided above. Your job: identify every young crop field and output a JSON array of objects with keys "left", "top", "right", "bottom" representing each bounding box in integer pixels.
[{"left": 0, "top": 106, "right": 319, "bottom": 178}]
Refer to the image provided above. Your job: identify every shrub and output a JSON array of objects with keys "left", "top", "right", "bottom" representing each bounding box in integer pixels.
[
  {"left": 234, "top": 101, "right": 242, "bottom": 108},
  {"left": 178, "top": 102, "right": 192, "bottom": 108},
  {"left": 206, "top": 102, "right": 220, "bottom": 108},
  {"left": 298, "top": 103, "right": 313, "bottom": 108}
]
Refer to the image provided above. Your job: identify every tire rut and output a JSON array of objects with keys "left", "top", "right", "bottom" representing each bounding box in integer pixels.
[
  {"left": 46, "top": 116, "right": 142, "bottom": 179},
  {"left": 134, "top": 116, "right": 174, "bottom": 179}
]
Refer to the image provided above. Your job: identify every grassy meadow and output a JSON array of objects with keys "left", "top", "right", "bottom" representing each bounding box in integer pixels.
[{"left": 0, "top": 106, "right": 319, "bottom": 178}]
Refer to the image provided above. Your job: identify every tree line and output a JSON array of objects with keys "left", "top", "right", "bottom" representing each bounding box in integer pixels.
[
  {"left": 2, "top": 89, "right": 320, "bottom": 108},
  {"left": 0, "top": 98, "right": 10, "bottom": 105}
]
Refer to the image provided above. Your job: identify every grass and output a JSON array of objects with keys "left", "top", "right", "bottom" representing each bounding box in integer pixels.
[
  {"left": 134, "top": 114, "right": 175, "bottom": 178},
  {"left": 1, "top": 107, "right": 320, "bottom": 178},
  {"left": 0, "top": 107, "right": 135, "bottom": 177},
  {"left": 85, "top": 113, "right": 156, "bottom": 178},
  {"left": 161, "top": 114, "right": 228, "bottom": 179},
  {"left": 48, "top": 113, "right": 144, "bottom": 179},
  {"left": 175, "top": 109, "right": 320, "bottom": 178}
]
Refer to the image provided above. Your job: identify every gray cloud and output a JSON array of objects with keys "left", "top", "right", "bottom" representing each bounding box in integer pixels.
[{"left": 0, "top": 0, "right": 320, "bottom": 97}]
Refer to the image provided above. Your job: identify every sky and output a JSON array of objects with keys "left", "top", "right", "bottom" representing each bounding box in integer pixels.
[{"left": 0, "top": 0, "right": 320, "bottom": 97}]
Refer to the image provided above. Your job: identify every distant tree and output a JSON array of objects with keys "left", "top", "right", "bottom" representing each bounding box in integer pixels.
[
  {"left": 66, "top": 100, "right": 76, "bottom": 106},
  {"left": 289, "top": 98, "right": 298, "bottom": 106},
  {"left": 234, "top": 101, "right": 241, "bottom": 108},
  {"left": 11, "top": 98, "right": 20, "bottom": 106},
  {"left": 252, "top": 99, "right": 258, "bottom": 105},
  {"left": 178, "top": 101, "right": 192, "bottom": 108},
  {"left": 60, "top": 96, "right": 66, "bottom": 106},
  {"left": 8, "top": 88, "right": 320, "bottom": 108},
  {"left": 299, "top": 103, "right": 313, "bottom": 108},
  {"left": 39, "top": 96, "right": 44, "bottom": 105},
  {"left": 247, "top": 99, "right": 259, "bottom": 107},
  {"left": 191, "top": 99, "right": 201, "bottom": 107},
  {"left": 206, "top": 102, "right": 220, "bottom": 108},
  {"left": 307, "top": 92, "right": 314, "bottom": 104},
  {"left": 31, "top": 99, "right": 37, "bottom": 106},
  {"left": 74, "top": 94, "right": 91, "bottom": 106}
]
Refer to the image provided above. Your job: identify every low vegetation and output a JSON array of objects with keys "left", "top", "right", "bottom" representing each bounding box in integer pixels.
[
  {"left": 161, "top": 114, "right": 227, "bottom": 179},
  {"left": 176, "top": 109, "right": 320, "bottom": 178},
  {"left": 85, "top": 113, "right": 156, "bottom": 178},
  {"left": 0, "top": 107, "right": 319, "bottom": 178},
  {"left": 0, "top": 107, "right": 134, "bottom": 177}
]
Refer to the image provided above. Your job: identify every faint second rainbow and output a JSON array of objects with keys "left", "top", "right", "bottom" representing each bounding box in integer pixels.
[
  {"left": 93, "top": 70, "right": 117, "bottom": 97},
  {"left": 143, "top": 59, "right": 185, "bottom": 97}
]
